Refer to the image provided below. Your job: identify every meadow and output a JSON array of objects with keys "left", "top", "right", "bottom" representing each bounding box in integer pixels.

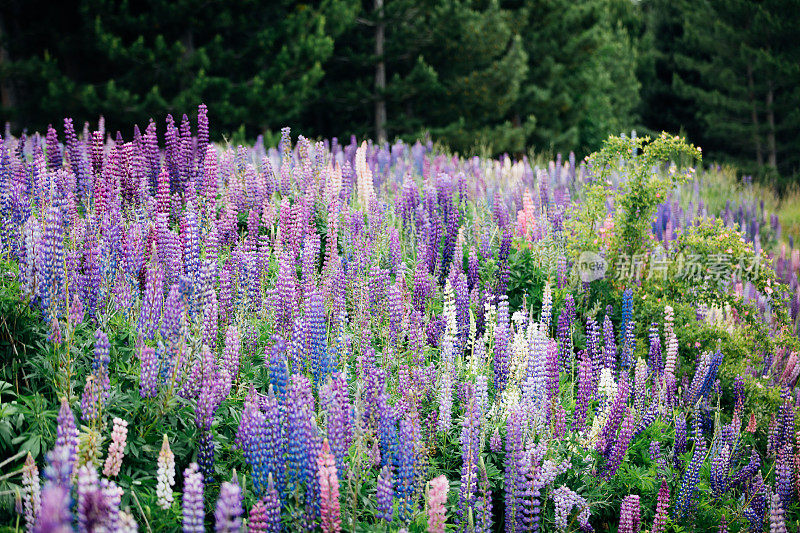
[{"left": 0, "top": 106, "right": 799, "bottom": 532}]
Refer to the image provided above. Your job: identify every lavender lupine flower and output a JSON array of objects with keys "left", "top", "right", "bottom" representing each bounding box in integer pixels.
[
  {"left": 321, "top": 372, "right": 352, "bottom": 473},
  {"left": 215, "top": 479, "right": 243, "bottom": 533},
  {"left": 377, "top": 466, "right": 394, "bottom": 522},
  {"left": 603, "top": 407, "right": 635, "bottom": 479},
  {"left": 651, "top": 480, "right": 670, "bottom": 533},
  {"left": 672, "top": 411, "right": 689, "bottom": 470},
  {"left": 649, "top": 441, "right": 668, "bottom": 478},
  {"left": 457, "top": 386, "right": 480, "bottom": 530},
  {"left": 573, "top": 351, "right": 592, "bottom": 432},
  {"left": 776, "top": 444, "right": 793, "bottom": 506},
  {"left": 618, "top": 494, "right": 640, "bottom": 533},
  {"left": 475, "top": 456, "right": 493, "bottom": 533},
  {"left": 222, "top": 326, "right": 240, "bottom": 384},
  {"left": 602, "top": 312, "right": 617, "bottom": 371},
  {"left": 76, "top": 465, "right": 122, "bottom": 533},
  {"left": 275, "top": 251, "right": 297, "bottom": 335},
  {"left": 138, "top": 260, "right": 164, "bottom": 340},
  {"left": 80, "top": 374, "right": 103, "bottom": 424},
  {"left": 55, "top": 398, "right": 79, "bottom": 476},
  {"left": 33, "top": 483, "right": 72, "bottom": 533},
  {"left": 490, "top": 429, "right": 501, "bottom": 453},
  {"left": 556, "top": 294, "right": 575, "bottom": 371},
  {"left": 22, "top": 452, "right": 41, "bottom": 531},
  {"left": 182, "top": 463, "right": 204, "bottom": 533},
  {"left": 493, "top": 295, "right": 510, "bottom": 391},
  {"left": 92, "top": 328, "right": 111, "bottom": 404},
  {"left": 504, "top": 408, "right": 528, "bottom": 533},
  {"left": 139, "top": 345, "right": 159, "bottom": 398},
  {"left": 545, "top": 339, "right": 559, "bottom": 416},
  {"left": 769, "top": 491, "right": 786, "bottom": 533},
  {"left": 596, "top": 374, "right": 629, "bottom": 458}
]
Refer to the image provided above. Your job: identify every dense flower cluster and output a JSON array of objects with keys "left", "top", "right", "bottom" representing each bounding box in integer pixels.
[{"left": 3, "top": 109, "right": 794, "bottom": 532}]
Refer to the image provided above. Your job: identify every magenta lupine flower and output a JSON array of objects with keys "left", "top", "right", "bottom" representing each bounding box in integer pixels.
[
  {"left": 651, "top": 480, "right": 669, "bottom": 533},
  {"left": 182, "top": 463, "right": 204, "bottom": 533},
  {"left": 318, "top": 439, "right": 342, "bottom": 533},
  {"left": 215, "top": 479, "right": 243, "bottom": 533},
  {"left": 618, "top": 494, "right": 640, "bottom": 533},
  {"left": 103, "top": 417, "right": 128, "bottom": 477},
  {"left": 377, "top": 466, "right": 394, "bottom": 522},
  {"left": 426, "top": 475, "right": 448, "bottom": 533}
]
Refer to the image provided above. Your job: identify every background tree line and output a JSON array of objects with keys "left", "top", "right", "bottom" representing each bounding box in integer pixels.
[{"left": 1, "top": 0, "right": 798, "bottom": 187}]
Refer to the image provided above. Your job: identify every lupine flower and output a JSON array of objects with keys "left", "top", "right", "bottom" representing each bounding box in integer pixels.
[
  {"left": 397, "top": 415, "right": 420, "bottom": 523},
  {"left": 457, "top": 385, "right": 480, "bottom": 530},
  {"left": 651, "top": 480, "right": 669, "bottom": 533},
  {"left": 157, "top": 435, "right": 176, "bottom": 510},
  {"left": 619, "top": 494, "right": 640, "bottom": 533},
  {"left": 182, "top": 463, "right": 204, "bottom": 533},
  {"left": 33, "top": 484, "right": 72, "bottom": 533},
  {"left": 215, "top": 478, "right": 243, "bottom": 533},
  {"left": 318, "top": 439, "right": 341, "bottom": 533},
  {"left": 222, "top": 325, "right": 240, "bottom": 384},
  {"left": 377, "top": 466, "right": 394, "bottom": 522},
  {"left": 426, "top": 475, "right": 448, "bottom": 533},
  {"left": 769, "top": 491, "right": 786, "bottom": 533},
  {"left": 103, "top": 417, "right": 128, "bottom": 477},
  {"left": 674, "top": 417, "right": 706, "bottom": 520},
  {"left": 22, "top": 452, "right": 41, "bottom": 531},
  {"left": 603, "top": 407, "right": 635, "bottom": 479},
  {"left": 475, "top": 457, "right": 493, "bottom": 533}
]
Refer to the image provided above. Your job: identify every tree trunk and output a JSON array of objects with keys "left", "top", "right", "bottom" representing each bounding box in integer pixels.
[
  {"left": 374, "top": 0, "right": 387, "bottom": 143},
  {"left": 766, "top": 78, "right": 777, "bottom": 169},
  {"left": 746, "top": 62, "right": 763, "bottom": 167}
]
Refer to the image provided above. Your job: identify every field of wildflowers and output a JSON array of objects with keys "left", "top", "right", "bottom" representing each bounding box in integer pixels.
[{"left": 1, "top": 106, "right": 799, "bottom": 532}]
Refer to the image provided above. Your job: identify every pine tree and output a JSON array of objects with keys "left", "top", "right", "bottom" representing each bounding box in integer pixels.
[
  {"left": 509, "top": 0, "right": 641, "bottom": 155},
  {"left": 672, "top": 0, "right": 800, "bottom": 184}
]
